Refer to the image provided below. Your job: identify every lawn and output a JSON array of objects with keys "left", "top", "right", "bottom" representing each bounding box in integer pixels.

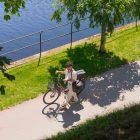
[
  {"left": 46, "top": 104, "right": 140, "bottom": 140},
  {"left": 0, "top": 25, "right": 140, "bottom": 110}
]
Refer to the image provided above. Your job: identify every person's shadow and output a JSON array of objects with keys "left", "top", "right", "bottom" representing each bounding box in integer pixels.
[
  {"left": 42, "top": 102, "right": 84, "bottom": 128},
  {"left": 58, "top": 102, "right": 84, "bottom": 128}
]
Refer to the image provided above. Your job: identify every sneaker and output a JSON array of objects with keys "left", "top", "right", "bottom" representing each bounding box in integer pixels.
[
  {"left": 70, "top": 100, "right": 78, "bottom": 103},
  {"left": 59, "top": 105, "right": 67, "bottom": 111},
  {"left": 69, "top": 97, "right": 78, "bottom": 103}
]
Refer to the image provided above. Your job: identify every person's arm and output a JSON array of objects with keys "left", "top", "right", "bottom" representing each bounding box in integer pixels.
[{"left": 56, "top": 70, "right": 65, "bottom": 75}]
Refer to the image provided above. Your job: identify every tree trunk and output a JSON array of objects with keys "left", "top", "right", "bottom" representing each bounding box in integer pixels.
[
  {"left": 99, "top": 23, "right": 107, "bottom": 54},
  {"left": 136, "top": 17, "right": 138, "bottom": 31}
]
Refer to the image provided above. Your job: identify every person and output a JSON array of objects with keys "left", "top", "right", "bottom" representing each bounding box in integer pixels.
[{"left": 56, "top": 61, "right": 78, "bottom": 109}]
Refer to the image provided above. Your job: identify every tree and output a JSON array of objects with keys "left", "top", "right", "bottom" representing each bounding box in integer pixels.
[
  {"left": 0, "top": 0, "right": 25, "bottom": 94},
  {"left": 131, "top": 0, "right": 140, "bottom": 30},
  {"left": 1, "top": 0, "right": 25, "bottom": 20},
  {"left": 52, "top": 0, "right": 133, "bottom": 53},
  {"left": 0, "top": 48, "right": 15, "bottom": 94}
]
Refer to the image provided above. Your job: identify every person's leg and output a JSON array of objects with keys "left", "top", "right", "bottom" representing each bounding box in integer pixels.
[
  {"left": 60, "top": 92, "right": 72, "bottom": 110},
  {"left": 60, "top": 82, "right": 78, "bottom": 110},
  {"left": 72, "top": 91, "right": 78, "bottom": 102},
  {"left": 60, "top": 99, "right": 67, "bottom": 110},
  {"left": 68, "top": 83, "right": 78, "bottom": 102}
]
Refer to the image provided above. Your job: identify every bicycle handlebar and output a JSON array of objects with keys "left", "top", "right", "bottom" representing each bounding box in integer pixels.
[{"left": 49, "top": 75, "right": 63, "bottom": 81}]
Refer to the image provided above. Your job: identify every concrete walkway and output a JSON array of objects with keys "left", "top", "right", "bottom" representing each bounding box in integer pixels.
[{"left": 0, "top": 61, "right": 140, "bottom": 140}]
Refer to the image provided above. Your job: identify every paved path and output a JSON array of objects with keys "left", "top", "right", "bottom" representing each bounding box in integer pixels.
[{"left": 0, "top": 61, "right": 140, "bottom": 140}]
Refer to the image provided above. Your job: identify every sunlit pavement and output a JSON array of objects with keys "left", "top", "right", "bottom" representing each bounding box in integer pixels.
[{"left": 0, "top": 61, "right": 140, "bottom": 140}]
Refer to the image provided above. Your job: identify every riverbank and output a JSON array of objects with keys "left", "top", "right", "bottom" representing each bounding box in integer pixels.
[
  {"left": 0, "top": 24, "right": 140, "bottom": 110},
  {"left": 8, "top": 21, "right": 140, "bottom": 69}
]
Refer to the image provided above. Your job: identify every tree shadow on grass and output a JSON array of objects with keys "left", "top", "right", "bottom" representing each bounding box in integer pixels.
[
  {"left": 59, "top": 43, "right": 128, "bottom": 77},
  {"left": 48, "top": 43, "right": 140, "bottom": 107},
  {"left": 48, "top": 43, "right": 128, "bottom": 77}
]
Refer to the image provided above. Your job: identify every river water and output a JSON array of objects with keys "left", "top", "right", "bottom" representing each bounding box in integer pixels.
[{"left": 0, "top": 0, "right": 130, "bottom": 61}]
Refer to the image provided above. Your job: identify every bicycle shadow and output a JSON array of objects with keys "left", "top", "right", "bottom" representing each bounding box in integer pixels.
[
  {"left": 42, "top": 102, "right": 84, "bottom": 128},
  {"left": 42, "top": 103, "right": 60, "bottom": 118}
]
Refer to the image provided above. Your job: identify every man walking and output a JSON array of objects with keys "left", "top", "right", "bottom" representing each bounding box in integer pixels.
[{"left": 56, "top": 61, "right": 78, "bottom": 109}]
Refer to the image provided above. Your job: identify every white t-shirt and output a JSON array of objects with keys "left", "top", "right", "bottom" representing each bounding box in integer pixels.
[{"left": 64, "top": 69, "right": 77, "bottom": 83}]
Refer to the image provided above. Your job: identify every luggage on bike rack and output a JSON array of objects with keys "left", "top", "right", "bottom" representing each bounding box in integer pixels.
[
  {"left": 73, "top": 69, "right": 86, "bottom": 94},
  {"left": 76, "top": 69, "right": 86, "bottom": 81}
]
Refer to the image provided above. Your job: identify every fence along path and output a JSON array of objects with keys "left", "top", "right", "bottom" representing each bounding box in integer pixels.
[{"left": 0, "top": 17, "right": 90, "bottom": 66}]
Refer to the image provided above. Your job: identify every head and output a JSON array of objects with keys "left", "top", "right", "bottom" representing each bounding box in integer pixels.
[{"left": 66, "top": 61, "right": 73, "bottom": 72}]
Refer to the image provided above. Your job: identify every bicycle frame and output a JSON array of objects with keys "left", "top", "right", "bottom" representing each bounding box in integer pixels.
[{"left": 48, "top": 75, "right": 66, "bottom": 94}]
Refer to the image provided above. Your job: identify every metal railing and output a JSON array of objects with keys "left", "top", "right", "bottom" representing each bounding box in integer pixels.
[{"left": 0, "top": 17, "right": 91, "bottom": 66}]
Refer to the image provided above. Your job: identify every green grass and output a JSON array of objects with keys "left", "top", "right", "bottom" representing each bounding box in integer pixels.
[
  {"left": 45, "top": 104, "right": 140, "bottom": 140},
  {"left": 0, "top": 25, "right": 140, "bottom": 110}
]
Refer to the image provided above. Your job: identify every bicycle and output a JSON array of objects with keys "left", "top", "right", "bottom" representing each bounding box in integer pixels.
[{"left": 43, "top": 70, "right": 86, "bottom": 105}]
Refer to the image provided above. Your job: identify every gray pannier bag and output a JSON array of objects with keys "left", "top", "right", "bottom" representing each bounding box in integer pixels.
[
  {"left": 72, "top": 69, "right": 86, "bottom": 94},
  {"left": 76, "top": 69, "right": 86, "bottom": 82}
]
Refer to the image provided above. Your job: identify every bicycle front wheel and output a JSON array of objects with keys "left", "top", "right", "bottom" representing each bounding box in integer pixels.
[{"left": 43, "top": 90, "right": 60, "bottom": 105}]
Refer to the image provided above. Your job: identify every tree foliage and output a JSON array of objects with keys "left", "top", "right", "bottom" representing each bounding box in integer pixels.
[
  {"left": 0, "top": 48, "right": 15, "bottom": 94},
  {"left": 131, "top": 0, "right": 140, "bottom": 30},
  {"left": 0, "top": 0, "right": 25, "bottom": 94},
  {"left": 0, "top": 0, "right": 25, "bottom": 20},
  {"left": 52, "top": 0, "right": 138, "bottom": 53}
]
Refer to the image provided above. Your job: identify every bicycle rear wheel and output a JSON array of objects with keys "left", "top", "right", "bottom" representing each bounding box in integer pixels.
[{"left": 43, "top": 90, "right": 60, "bottom": 105}]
